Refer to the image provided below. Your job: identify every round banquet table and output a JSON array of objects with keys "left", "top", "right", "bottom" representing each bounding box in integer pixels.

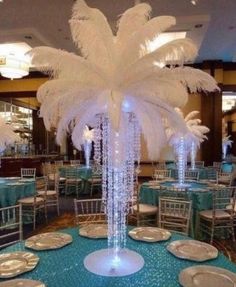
[
  {"left": 0, "top": 178, "right": 36, "bottom": 208},
  {"left": 140, "top": 180, "right": 213, "bottom": 238},
  {"left": 0, "top": 227, "right": 236, "bottom": 287},
  {"left": 59, "top": 166, "right": 92, "bottom": 180}
]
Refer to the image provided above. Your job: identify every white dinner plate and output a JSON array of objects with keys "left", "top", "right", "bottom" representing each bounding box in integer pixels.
[
  {"left": 167, "top": 240, "right": 218, "bottom": 262},
  {"left": 79, "top": 224, "right": 108, "bottom": 239},
  {"left": 129, "top": 227, "right": 171, "bottom": 242},
  {"left": 25, "top": 232, "right": 73, "bottom": 250},
  {"left": 0, "top": 252, "right": 39, "bottom": 279},
  {"left": 0, "top": 279, "right": 45, "bottom": 287},
  {"left": 179, "top": 265, "right": 236, "bottom": 287}
]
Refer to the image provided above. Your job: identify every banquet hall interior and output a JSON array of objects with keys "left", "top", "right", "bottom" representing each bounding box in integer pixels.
[{"left": 0, "top": 0, "right": 236, "bottom": 286}]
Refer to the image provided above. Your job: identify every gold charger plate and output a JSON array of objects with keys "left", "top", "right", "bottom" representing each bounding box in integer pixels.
[
  {"left": 129, "top": 227, "right": 171, "bottom": 242},
  {"left": 79, "top": 224, "right": 108, "bottom": 239},
  {"left": 179, "top": 265, "right": 236, "bottom": 287},
  {"left": 0, "top": 279, "right": 45, "bottom": 287},
  {"left": 25, "top": 232, "right": 73, "bottom": 251},
  {"left": 0, "top": 252, "right": 39, "bottom": 279},
  {"left": 167, "top": 240, "right": 218, "bottom": 262}
]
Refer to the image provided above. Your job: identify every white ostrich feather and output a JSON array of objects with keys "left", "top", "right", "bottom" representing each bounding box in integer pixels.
[
  {"left": 116, "top": 3, "right": 151, "bottom": 46},
  {"left": 125, "top": 76, "right": 189, "bottom": 108},
  {"left": 170, "top": 109, "right": 210, "bottom": 147},
  {"left": 28, "top": 46, "right": 106, "bottom": 85},
  {"left": 70, "top": 0, "right": 115, "bottom": 72},
  {"left": 163, "top": 67, "right": 220, "bottom": 93},
  {"left": 0, "top": 117, "right": 20, "bottom": 152},
  {"left": 184, "top": 111, "right": 199, "bottom": 122},
  {"left": 120, "top": 16, "right": 176, "bottom": 66},
  {"left": 132, "top": 38, "right": 198, "bottom": 70},
  {"left": 222, "top": 135, "right": 233, "bottom": 148},
  {"left": 82, "top": 125, "right": 94, "bottom": 143},
  {"left": 30, "top": 0, "right": 218, "bottom": 160}
]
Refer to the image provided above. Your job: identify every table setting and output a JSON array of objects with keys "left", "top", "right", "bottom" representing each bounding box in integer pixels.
[
  {"left": 0, "top": 226, "right": 235, "bottom": 287},
  {"left": 0, "top": 178, "right": 36, "bottom": 208}
]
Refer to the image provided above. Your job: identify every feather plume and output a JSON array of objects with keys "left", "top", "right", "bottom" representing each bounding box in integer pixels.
[
  {"left": 116, "top": 3, "right": 151, "bottom": 45},
  {"left": 119, "top": 16, "right": 176, "bottom": 66},
  {"left": 70, "top": 0, "right": 115, "bottom": 72},
  {"left": 31, "top": 0, "right": 218, "bottom": 161},
  {"left": 163, "top": 67, "right": 220, "bottom": 93},
  {"left": 0, "top": 117, "right": 20, "bottom": 152}
]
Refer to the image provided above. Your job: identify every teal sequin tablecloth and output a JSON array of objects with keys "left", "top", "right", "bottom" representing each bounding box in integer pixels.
[
  {"left": 0, "top": 178, "right": 36, "bottom": 208},
  {"left": 0, "top": 228, "right": 236, "bottom": 287}
]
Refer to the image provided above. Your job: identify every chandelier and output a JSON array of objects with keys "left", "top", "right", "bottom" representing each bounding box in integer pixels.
[{"left": 0, "top": 55, "right": 29, "bottom": 79}]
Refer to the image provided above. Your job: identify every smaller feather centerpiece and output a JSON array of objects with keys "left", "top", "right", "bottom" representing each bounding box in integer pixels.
[{"left": 82, "top": 125, "right": 94, "bottom": 168}]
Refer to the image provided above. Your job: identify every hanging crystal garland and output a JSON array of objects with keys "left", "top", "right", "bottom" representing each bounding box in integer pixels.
[
  {"left": 173, "top": 136, "right": 189, "bottom": 187},
  {"left": 94, "top": 114, "right": 102, "bottom": 166},
  {"left": 190, "top": 141, "right": 197, "bottom": 170},
  {"left": 97, "top": 112, "right": 141, "bottom": 255}
]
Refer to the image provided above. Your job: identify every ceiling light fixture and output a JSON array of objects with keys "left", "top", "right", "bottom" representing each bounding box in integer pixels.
[
  {"left": 0, "top": 56, "right": 29, "bottom": 79},
  {"left": 0, "top": 42, "right": 31, "bottom": 80},
  {"left": 191, "top": 0, "right": 198, "bottom": 5}
]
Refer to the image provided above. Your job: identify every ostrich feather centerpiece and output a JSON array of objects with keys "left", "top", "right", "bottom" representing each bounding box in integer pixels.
[
  {"left": 168, "top": 109, "right": 209, "bottom": 186},
  {"left": 0, "top": 117, "right": 20, "bottom": 166},
  {"left": 222, "top": 135, "right": 233, "bottom": 159},
  {"left": 29, "top": 0, "right": 218, "bottom": 276},
  {"left": 82, "top": 125, "right": 94, "bottom": 168}
]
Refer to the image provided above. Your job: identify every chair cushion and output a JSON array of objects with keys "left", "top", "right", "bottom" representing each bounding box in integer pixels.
[
  {"left": 132, "top": 204, "right": 158, "bottom": 214},
  {"left": 18, "top": 196, "right": 44, "bottom": 204},
  {"left": 199, "top": 209, "right": 231, "bottom": 219},
  {"left": 37, "top": 190, "right": 57, "bottom": 196}
]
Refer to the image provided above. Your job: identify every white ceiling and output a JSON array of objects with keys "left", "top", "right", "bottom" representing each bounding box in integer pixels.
[{"left": 0, "top": 0, "right": 236, "bottom": 63}]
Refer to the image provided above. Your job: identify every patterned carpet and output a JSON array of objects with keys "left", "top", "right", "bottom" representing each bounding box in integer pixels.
[{"left": 29, "top": 212, "right": 236, "bottom": 264}]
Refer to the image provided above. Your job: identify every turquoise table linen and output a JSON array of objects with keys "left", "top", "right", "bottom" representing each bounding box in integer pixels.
[
  {"left": 0, "top": 178, "right": 36, "bottom": 208},
  {"left": 140, "top": 181, "right": 213, "bottom": 238},
  {"left": 0, "top": 228, "right": 236, "bottom": 287},
  {"left": 140, "top": 181, "right": 212, "bottom": 211},
  {"left": 59, "top": 166, "right": 92, "bottom": 180},
  {"left": 168, "top": 167, "right": 216, "bottom": 180}
]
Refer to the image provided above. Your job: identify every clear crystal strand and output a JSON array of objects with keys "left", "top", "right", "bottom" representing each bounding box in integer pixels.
[{"left": 94, "top": 114, "right": 102, "bottom": 166}]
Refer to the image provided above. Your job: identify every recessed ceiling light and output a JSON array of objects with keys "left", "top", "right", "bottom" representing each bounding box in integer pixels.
[{"left": 191, "top": 0, "right": 198, "bottom": 5}]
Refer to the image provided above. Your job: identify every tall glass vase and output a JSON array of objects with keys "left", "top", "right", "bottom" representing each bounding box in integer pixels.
[
  {"left": 83, "top": 141, "right": 92, "bottom": 168},
  {"left": 84, "top": 112, "right": 144, "bottom": 276}
]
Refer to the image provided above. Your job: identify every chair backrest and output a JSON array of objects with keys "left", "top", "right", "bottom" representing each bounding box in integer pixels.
[
  {"left": 185, "top": 170, "right": 199, "bottom": 181},
  {"left": 155, "top": 162, "right": 166, "bottom": 170},
  {"left": 217, "top": 171, "right": 233, "bottom": 186},
  {"left": 211, "top": 186, "right": 235, "bottom": 213},
  {"left": 21, "top": 168, "right": 36, "bottom": 178},
  {"left": 74, "top": 198, "right": 106, "bottom": 225},
  {"left": 159, "top": 186, "right": 190, "bottom": 200},
  {"left": 154, "top": 169, "right": 171, "bottom": 180},
  {"left": 158, "top": 197, "right": 192, "bottom": 235},
  {"left": 36, "top": 176, "right": 48, "bottom": 192},
  {"left": 70, "top": 160, "right": 80, "bottom": 166},
  {"left": 213, "top": 161, "right": 221, "bottom": 171},
  {"left": 42, "top": 162, "right": 52, "bottom": 176},
  {"left": 195, "top": 161, "right": 204, "bottom": 168},
  {"left": 206, "top": 167, "right": 218, "bottom": 180},
  {"left": 0, "top": 205, "right": 22, "bottom": 249},
  {"left": 54, "top": 160, "right": 64, "bottom": 167}
]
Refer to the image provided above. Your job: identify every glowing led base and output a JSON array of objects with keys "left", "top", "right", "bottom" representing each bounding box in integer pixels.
[
  {"left": 172, "top": 183, "right": 191, "bottom": 188},
  {"left": 84, "top": 248, "right": 144, "bottom": 277}
]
